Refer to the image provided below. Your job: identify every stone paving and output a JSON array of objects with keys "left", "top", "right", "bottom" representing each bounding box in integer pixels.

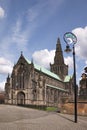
[{"left": 0, "top": 105, "right": 87, "bottom": 130}]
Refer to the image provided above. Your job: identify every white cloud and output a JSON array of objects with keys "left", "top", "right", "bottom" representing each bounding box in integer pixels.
[
  {"left": 0, "top": 6, "right": 5, "bottom": 18},
  {"left": 0, "top": 65, "right": 12, "bottom": 74},
  {"left": 72, "top": 26, "right": 87, "bottom": 60},
  {"left": 27, "top": 9, "right": 39, "bottom": 22},
  {"left": 27, "top": 0, "right": 64, "bottom": 23},
  {"left": 64, "top": 56, "right": 78, "bottom": 74},
  {"left": 32, "top": 48, "right": 76, "bottom": 71},
  {"left": 0, "top": 81, "right": 5, "bottom": 91},
  {"left": 0, "top": 57, "right": 13, "bottom": 74},
  {"left": 32, "top": 49, "right": 55, "bottom": 69},
  {"left": 64, "top": 56, "right": 73, "bottom": 68},
  {"left": 0, "top": 57, "right": 11, "bottom": 65},
  {"left": 0, "top": 18, "right": 30, "bottom": 55},
  {"left": 12, "top": 19, "right": 28, "bottom": 46},
  {"left": 85, "top": 61, "right": 87, "bottom": 65}
]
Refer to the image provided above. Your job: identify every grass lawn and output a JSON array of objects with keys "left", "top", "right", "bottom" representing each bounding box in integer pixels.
[{"left": 46, "top": 107, "right": 58, "bottom": 112}]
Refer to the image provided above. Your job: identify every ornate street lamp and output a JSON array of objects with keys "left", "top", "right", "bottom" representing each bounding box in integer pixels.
[{"left": 63, "top": 32, "right": 77, "bottom": 123}]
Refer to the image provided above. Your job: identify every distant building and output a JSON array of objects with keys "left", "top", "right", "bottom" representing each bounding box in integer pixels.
[
  {"left": 0, "top": 92, "right": 5, "bottom": 104},
  {"left": 79, "top": 67, "right": 87, "bottom": 100},
  {"left": 5, "top": 38, "right": 74, "bottom": 107}
]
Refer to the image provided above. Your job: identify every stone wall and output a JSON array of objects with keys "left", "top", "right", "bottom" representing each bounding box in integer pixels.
[
  {"left": 0, "top": 92, "right": 5, "bottom": 104},
  {"left": 61, "top": 102, "right": 87, "bottom": 116}
]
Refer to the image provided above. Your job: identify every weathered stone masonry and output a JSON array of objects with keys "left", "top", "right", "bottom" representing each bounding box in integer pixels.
[{"left": 5, "top": 38, "right": 74, "bottom": 107}]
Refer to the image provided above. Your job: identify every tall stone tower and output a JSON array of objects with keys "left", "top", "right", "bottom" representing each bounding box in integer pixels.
[{"left": 50, "top": 38, "right": 68, "bottom": 80}]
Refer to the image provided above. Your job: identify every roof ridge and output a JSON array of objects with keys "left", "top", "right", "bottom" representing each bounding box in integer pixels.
[{"left": 25, "top": 57, "right": 62, "bottom": 81}]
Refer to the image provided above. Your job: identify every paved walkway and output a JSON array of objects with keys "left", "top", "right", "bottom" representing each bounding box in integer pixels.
[{"left": 0, "top": 105, "right": 87, "bottom": 130}]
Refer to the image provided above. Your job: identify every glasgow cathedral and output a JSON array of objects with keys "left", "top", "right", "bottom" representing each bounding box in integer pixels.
[{"left": 5, "top": 38, "right": 74, "bottom": 107}]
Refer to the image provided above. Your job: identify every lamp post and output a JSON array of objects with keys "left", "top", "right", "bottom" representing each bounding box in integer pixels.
[{"left": 63, "top": 32, "right": 77, "bottom": 123}]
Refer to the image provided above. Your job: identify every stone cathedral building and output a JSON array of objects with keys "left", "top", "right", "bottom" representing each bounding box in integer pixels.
[
  {"left": 5, "top": 38, "right": 74, "bottom": 107},
  {"left": 79, "top": 67, "right": 87, "bottom": 100}
]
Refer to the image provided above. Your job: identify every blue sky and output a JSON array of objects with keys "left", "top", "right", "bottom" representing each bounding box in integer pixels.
[{"left": 0, "top": 0, "right": 87, "bottom": 90}]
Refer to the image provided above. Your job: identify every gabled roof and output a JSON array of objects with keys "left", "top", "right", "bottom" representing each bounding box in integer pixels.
[
  {"left": 25, "top": 57, "right": 61, "bottom": 81},
  {"left": 34, "top": 63, "right": 61, "bottom": 81},
  {"left": 24, "top": 56, "right": 72, "bottom": 83}
]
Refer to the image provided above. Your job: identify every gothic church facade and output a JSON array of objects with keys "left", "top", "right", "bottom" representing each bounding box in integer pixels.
[{"left": 5, "top": 38, "right": 73, "bottom": 107}]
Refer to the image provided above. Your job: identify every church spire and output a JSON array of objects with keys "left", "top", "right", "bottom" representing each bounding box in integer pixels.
[
  {"left": 21, "top": 51, "right": 23, "bottom": 57},
  {"left": 7, "top": 73, "right": 10, "bottom": 83},
  {"left": 54, "top": 37, "right": 64, "bottom": 64},
  {"left": 56, "top": 38, "right": 61, "bottom": 50},
  {"left": 50, "top": 37, "right": 68, "bottom": 80}
]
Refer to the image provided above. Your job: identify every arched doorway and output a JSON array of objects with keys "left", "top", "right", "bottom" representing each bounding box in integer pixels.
[{"left": 17, "top": 92, "right": 25, "bottom": 105}]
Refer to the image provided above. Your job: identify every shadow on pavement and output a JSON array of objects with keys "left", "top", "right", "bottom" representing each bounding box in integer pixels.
[{"left": 57, "top": 113, "right": 74, "bottom": 123}]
